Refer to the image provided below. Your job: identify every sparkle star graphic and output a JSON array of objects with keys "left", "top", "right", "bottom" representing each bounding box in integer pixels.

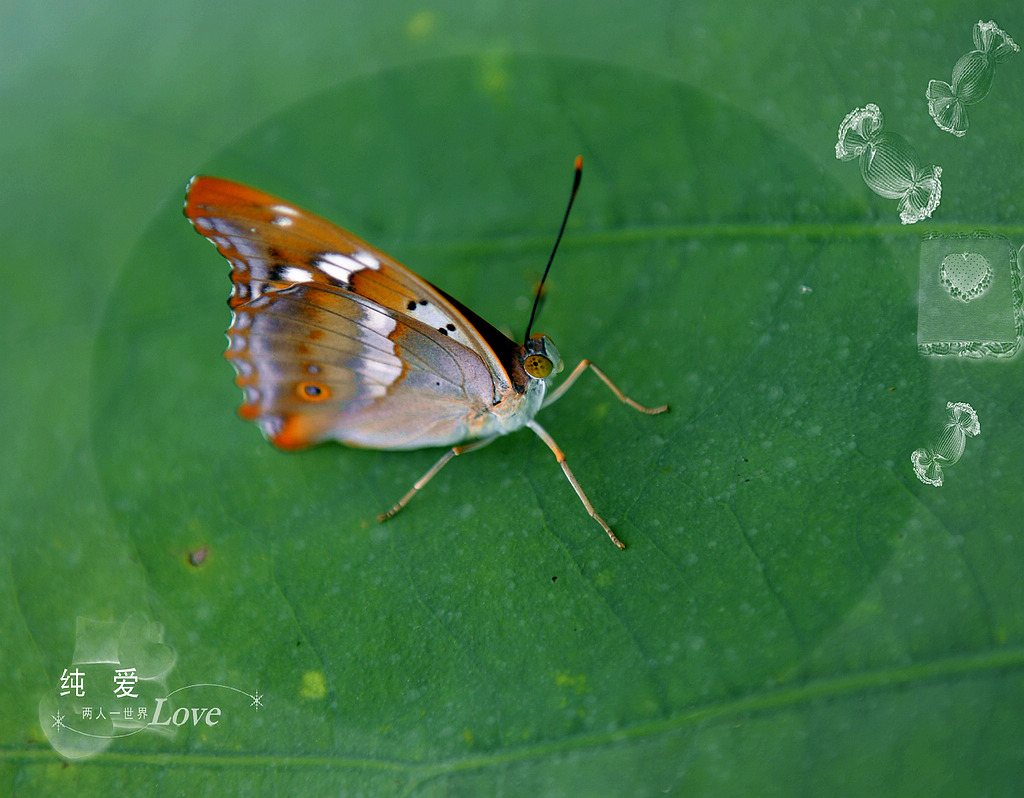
[
  {"left": 250, "top": 691, "right": 263, "bottom": 711},
  {"left": 51, "top": 712, "right": 66, "bottom": 732}
]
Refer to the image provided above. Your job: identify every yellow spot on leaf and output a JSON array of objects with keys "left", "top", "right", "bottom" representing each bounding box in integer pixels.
[
  {"left": 553, "top": 671, "right": 588, "bottom": 694},
  {"left": 300, "top": 670, "right": 327, "bottom": 699},
  {"left": 478, "top": 52, "right": 511, "bottom": 100},
  {"left": 406, "top": 10, "right": 437, "bottom": 40},
  {"left": 593, "top": 569, "right": 613, "bottom": 588}
]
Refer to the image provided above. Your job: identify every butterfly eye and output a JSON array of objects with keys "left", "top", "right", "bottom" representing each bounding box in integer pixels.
[
  {"left": 524, "top": 354, "right": 554, "bottom": 379},
  {"left": 296, "top": 381, "right": 331, "bottom": 402}
]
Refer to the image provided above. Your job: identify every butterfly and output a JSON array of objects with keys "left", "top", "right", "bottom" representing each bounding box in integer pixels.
[{"left": 184, "top": 157, "right": 668, "bottom": 548}]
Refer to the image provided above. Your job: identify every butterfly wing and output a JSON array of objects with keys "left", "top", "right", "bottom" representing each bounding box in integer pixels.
[{"left": 184, "top": 176, "right": 515, "bottom": 450}]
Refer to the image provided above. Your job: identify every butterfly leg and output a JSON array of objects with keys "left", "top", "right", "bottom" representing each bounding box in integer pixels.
[
  {"left": 543, "top": 360, "right": 669, "bottom": 414},
  {"left": 377, "top": 437, "right": 498, "bottom": 523},
  {"left": 526, "top": 419, "right": 626, "bottom": 549}
]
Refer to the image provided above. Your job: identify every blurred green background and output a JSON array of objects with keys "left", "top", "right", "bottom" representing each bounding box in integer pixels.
[{"left": 4, "top": 1, "right": 1024, "bottom": 794}]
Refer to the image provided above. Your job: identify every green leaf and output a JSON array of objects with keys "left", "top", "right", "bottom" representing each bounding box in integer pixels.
[{"left": 5, "top": 3, "right": 1024, "bottom": 795}]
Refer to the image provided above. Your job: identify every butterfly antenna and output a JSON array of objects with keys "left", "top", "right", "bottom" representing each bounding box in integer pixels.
[{"left": 523, "top": 155, "right": 583, "bottom": 343}]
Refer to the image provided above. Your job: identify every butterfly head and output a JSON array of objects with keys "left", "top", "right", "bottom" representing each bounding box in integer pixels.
[{"left": 522, "top": 333, "right": 564, "bottom": 382}]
